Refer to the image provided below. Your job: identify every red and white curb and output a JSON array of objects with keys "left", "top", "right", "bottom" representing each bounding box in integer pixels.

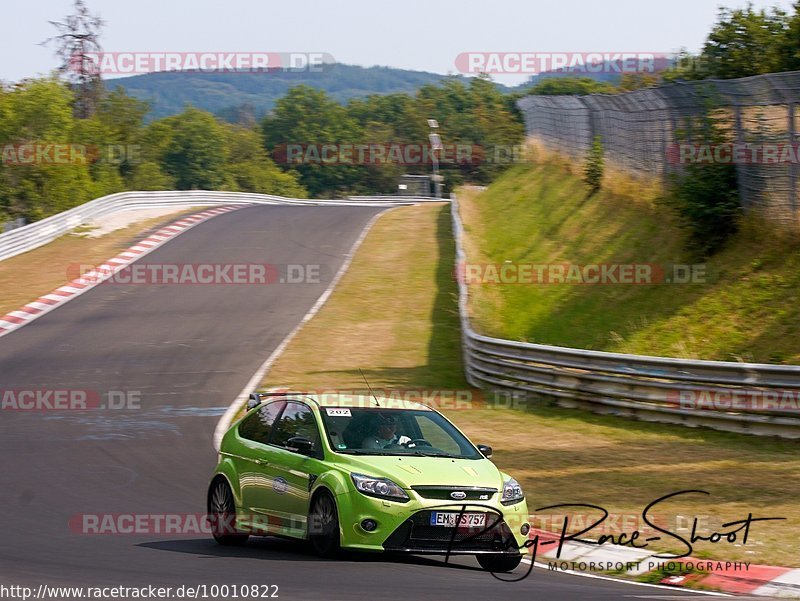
[
  {"left": 0, "top": 205, "right": 247, "bottom": 340},
  {"left": 525, "top": 527, "right": 799, "bottom": 597}
]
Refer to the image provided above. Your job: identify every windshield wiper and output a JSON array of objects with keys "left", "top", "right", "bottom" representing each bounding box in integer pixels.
[{"left": 408, "top": 450, "right": 461, "bottom": 458}]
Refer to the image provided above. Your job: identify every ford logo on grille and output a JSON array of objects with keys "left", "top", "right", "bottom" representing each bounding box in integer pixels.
[{"left": 450, "top": 491, "right": 467, "bottom": 500}]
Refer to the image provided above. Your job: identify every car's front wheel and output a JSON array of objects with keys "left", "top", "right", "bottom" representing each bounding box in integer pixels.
[
  {"left": 308, "top": 490, "right": 340, "bottom": 557},
  {"left": 208, "top": 478, "right": 249, "bottom": 546},
  {"left": 477, "top": 553, "right": 523, "bottom": 572}
]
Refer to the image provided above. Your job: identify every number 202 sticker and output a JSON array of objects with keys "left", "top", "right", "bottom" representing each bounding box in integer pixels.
[{"left": 325, "top": 408, "right": 351, "bottom": 417}]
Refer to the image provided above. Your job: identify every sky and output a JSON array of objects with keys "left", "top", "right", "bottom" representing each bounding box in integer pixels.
[{"left": 1, "top": 0, "right": 796, "bottom": 85}]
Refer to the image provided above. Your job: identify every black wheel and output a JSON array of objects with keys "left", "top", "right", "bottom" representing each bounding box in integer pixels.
[
  {"left": 308, "top": 490, "right": 340, "bottom": 557},
  {"left": 208, "top": 478, "right": 249, "bottom": 546},
  {"left": 477, "top": 553, "right": 523, "bottom": 573}
]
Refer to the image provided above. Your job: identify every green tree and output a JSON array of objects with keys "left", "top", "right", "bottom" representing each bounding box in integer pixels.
[
  {"left": 665, "top": 4, "right": 791, "bottom": 80},
  {"left": 524, "top": 77, "right": 616, "bottom": 96},
  {"left": 618, "top": 73, "right": 659, "bottom": 91},
  {"left": 777, "top": 1, "right": 800, "bottom": 71},
  {"left": 127, "top": 161, "right": 175, "bottom": 191},
  {"left": 0, "top": 78, "right": 96, "bottom": 220},
  {"left": 262, "top": 85, "right": 364, "bottom": 197},
  {"left": 702, "top": 4, "right": 788, "bottom": 79},
  {"left": 225, "top": 125, "right": 306, "bottom": 197},
  {"left": 160, "top": 107, "right": 231, "bottom": 190}
]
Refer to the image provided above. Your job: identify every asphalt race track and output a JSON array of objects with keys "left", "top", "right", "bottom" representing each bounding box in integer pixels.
[{"left": 0, "top": 205, "right": 706, "bottom": 600}]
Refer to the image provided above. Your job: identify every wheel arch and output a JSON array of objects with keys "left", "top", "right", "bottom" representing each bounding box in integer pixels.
[
  {"left": 208, "top": 460, "right": 241, "bottom": 510},
  {"left": 310, "top": 470, "right": 349, "bottom": 502}
]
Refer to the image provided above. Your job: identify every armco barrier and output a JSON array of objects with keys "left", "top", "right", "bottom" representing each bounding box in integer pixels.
[
  {"left": 451, "top": 194, "right": 800, "bottom": 438},
  {"left": 0, "top": 190, "right": 423, "bottom": 262}
]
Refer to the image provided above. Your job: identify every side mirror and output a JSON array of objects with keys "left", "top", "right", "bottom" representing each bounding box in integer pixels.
[
  {"left": 477, "top": 444, "right": 493, "bottom": 459},
  {"left": 287, "top": 436, "right": 315, "bottom": 456},
  {"left": 247, "top": 393, "right": 262, "bottom": 410}
]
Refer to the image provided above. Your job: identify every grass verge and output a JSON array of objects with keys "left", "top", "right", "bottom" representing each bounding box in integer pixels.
[
  {"left": 261, "top": 203, "right": 800, "bottom": 567},
  {"left": 459, "top": 162, "right": 800, "bottom": 363}
]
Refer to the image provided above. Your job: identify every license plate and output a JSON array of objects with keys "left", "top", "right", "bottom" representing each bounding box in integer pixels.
[{"left": 429, "top": 512, "right": 486, "bottom": 528}]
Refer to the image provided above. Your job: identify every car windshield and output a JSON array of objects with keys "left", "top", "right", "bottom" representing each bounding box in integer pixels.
[{"left": 319, "top": 407, "right": 482, "bottom": 459}]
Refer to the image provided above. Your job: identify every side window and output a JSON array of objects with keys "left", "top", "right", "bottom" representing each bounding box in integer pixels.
[
  {"left": 238, "top": 401, "right": 285, "bottom": 444},
  {"left": 271, "top": 402, "right": 321, "bottom": 452}
]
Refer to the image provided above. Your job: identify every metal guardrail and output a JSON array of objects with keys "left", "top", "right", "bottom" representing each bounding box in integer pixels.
[
  {"left": 347, "top": 195, "right": 445, "bottom": 202},
  {"left": 0, "top": 190, "right": 419, "bottom": 262},
  {"left": 451, "top": 194, "right": 800, "bottom": 438}
]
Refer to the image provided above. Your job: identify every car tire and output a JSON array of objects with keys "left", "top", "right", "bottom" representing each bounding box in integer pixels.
[
  {"left": 477, "top": 553, "right": 523, "bottom": 572},
  {"left": 309, "top": 490, "right": 340, "bottom": 557},
  {"left": 208, "top": 478, "right": 249, "bottom": 546}
]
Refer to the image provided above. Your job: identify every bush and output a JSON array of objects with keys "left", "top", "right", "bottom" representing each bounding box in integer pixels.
[
  {"left": 667, "top": 99, "right": 741, "bottom": 257},
  {"left": 670, "top": 161, "right": 740, "bottom": 256},
  {"left": 583, "top": 135, "right": 604, "bottom": 194}
]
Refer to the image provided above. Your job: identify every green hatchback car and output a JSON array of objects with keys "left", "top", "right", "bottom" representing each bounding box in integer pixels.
[{"left": 208, "top": 392, "right": 530, "bottom": 572}]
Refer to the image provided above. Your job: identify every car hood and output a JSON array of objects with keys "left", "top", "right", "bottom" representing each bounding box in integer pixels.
[{"left": 338, "top": 454, "right": 504, "bottom": 490}]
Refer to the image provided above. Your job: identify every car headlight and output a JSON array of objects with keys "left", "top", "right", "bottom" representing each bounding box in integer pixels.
[
  {"left": 350, "top": 473, "right": 409, "bottom": 502},
  {"left": 501, "top": 477, "right": 524, "bottom": 505}
]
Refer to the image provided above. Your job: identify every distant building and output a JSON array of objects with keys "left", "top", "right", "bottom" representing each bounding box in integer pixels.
[{"left": 398, "top": 174, "right": 432, "bottom": 197}]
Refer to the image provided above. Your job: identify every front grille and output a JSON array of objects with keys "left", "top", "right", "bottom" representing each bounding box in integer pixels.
[
  {"left": 411, "top": 486, "right": 497, "bottom": 501},
  {"left": 383, "top": 510, "right": 517, "bottom": 553}
]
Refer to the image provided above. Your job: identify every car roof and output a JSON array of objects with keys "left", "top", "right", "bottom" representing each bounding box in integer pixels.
[{"left": 253, "top": 392, "right": 432, "bottom": 412}]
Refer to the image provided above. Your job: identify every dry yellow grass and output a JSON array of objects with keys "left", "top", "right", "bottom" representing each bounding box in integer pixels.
[
  {"left": 264, "top": 202, "right": 464, "bottom": 392},
  {"left": 257, "top": 201, "right": 800, "bottom": 567}
]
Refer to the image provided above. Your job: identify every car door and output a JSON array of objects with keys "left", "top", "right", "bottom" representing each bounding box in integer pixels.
[
  {"left": 233, "top": 400, "right": 285, "bottom": 532},
  {"left": 261, "top": 401, "right": 326, "bottom": 538}
]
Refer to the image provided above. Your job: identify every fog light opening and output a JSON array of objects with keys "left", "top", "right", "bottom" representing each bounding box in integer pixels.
[
  {"left": 520, "top": 523, "right": 530, "bottom": 536},
  {"left": 361, "top": 519, "right": 378, "bottom": 532}
]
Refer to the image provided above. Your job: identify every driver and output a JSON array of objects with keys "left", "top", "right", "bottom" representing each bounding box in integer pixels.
[{"left": 361, "top": 414, "right": 411, "bottom": 449}]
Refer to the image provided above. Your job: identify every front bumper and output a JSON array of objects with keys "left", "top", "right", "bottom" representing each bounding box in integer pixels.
[
  {"left": 382, "top": 508, "right": 522, "bottom": 554},
  {"left": 335, "top": 490, "right": 529, "bottom": 555}
]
